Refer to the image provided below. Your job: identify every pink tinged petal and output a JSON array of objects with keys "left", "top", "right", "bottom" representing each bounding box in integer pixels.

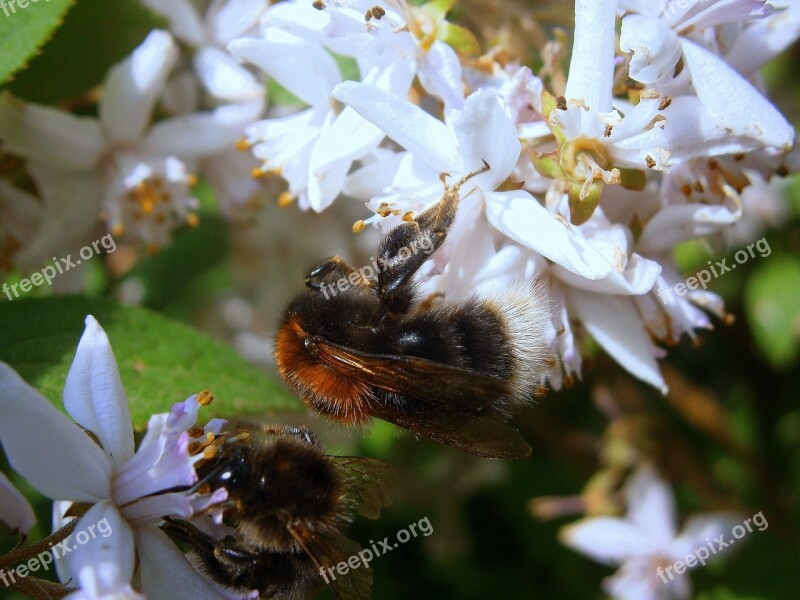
[
  {"left": 194, "top": 47, "right": 265, "bottom": 103},
  {"left": 113, "top": 432, "right": 196, "bottom": 506},
  {"left": 452, "top": 89, "right": 520, "bottom": 190},
  {"left": 136, "top": 527, "right": 232, "bottom": 599},
  {"left": 100, "top": 31, "right": 180, "bottom": 144},
  {"left": 603, "top": 557, "right": 680, "bottom": 600},
  {"left": 417, "top": 41, "right": 464, "bottom": 110},
  {"left": 485, "top": 190, "right": 615, "bottom": 280},
  {"left": 0, "top": 93, "right": 105, "bottom": 171},
  {"left": 332, "top": 81, "right": 461, "bottom": 172},
  {"left": 725, "top": 4, "right": 800, "bottom": 76},
  {"left": 638, "top": 203, "right": 741, "bottom": 254},
  {"left": 670, "top": 513, "right": 744, "bottom": 560},
  {"left": 166, "top": 394, "right": 204, "bottom": 432},
  {"left": 228, "top": 32, "right": 340, "bottom": 107},
  {"left": 565, "top": 0, "right": 617, "bottom": 115},
  {"left": 680, "top": 0, "right": 773, "bottom": 31},
  {"left": 0, "top": 363, "right": 111, "bottom": 502},
  {"left": 121, "top": 492, "right": 194, "bottom": 524},
  {"left": 0, "top": 471, "right": 35, "bottom": 534},
  {"left": 620, "top": 15, "right": 682, "bottom": 85},
  {"left": 560, "top": 517, "right": 651, "bottom": 565},
  {"left": 65, "top": 502, "right": 137, "bottom": 598},
  {"left": 680, "top": 38, "right": 794, "bottom": 151},
  {"left": 64, "top": 316, "right": 135, "bottom": 468},
  {"left": 204, "top": 419, "right": 228, "bottom": 436},
  {"left": 143, "top": 100, "right": 264, "bottom": 158},
  {"left": 625, "top": 465, "right": 678, "bottom": 547},
  {"left": 568, "top": 292, "right": 668, "bottom": 392},
  {"left": 138, "top": 0, "right": 204, "bottom": 46}
]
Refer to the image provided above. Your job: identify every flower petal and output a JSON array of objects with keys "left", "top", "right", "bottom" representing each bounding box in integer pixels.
[
  {"left": 680, "top": 37, "right": 794, "bottom": 151},
  {"left": 100, "top": 30, "right": 179, "bottom": 144},
  {"left": 64, "top": 501, "right": 138, "bottom": 598},
  {"left": 485, "top": 190, "right": 615, "bottom": 280},
  {"left": 638, "top": 203, "right": 741, "bottom": 254},
  {"left": 418, "top": 40, "right": 464, "bottom": 110},
  {"left": 193, "top": 46, "right": 265, "bottom": 102},
  {"left": 670, "top": 513, "right": 744, "bottom": 560},
  {"left": 451, "top": 89, "right": 520, "bottom": 190},
  {"left": 725, "top": 4, "right": 800, "bottom": 76},
  {"left": 564, "top": 0, "right": 617, "bottom": 114},
  {"left": 138, "top": 0, "right": 204, "bottom": 46},
  {"left": 64, "top": 316, "right": 135, "bottom": 468},
  {"left": 560, "top": 517, "right": 650, "bottom": 565},
  {"left": 0, "top": 92, "right": 105, "bottom": 171},
  {"left": 568, "top": 291, "right": 668, "bottom": 392},
  {"left": 332, "top": 81, "right": 461, "bottom": 172},
  {"left": 620, "top": 14, "right": 682, "bottom": 85},
  {"left": 625, "top": 465, "right": 678, "bottom": 547},
  {"left": 229, "top": 31, "right": 340, "bottom": 107},
  {"left": 136, "top": 527, "right": 232, "bottom": 599},
  {"left": 0, "top": 470, "right": 35, "bottom": 534},
  {"left": 0, "top": 363, "right": 111, "bottom": 502}
]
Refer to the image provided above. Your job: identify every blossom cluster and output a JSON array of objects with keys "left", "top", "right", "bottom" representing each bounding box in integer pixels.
[{"left": 2, "top": 0, "right": 797, "bottom": 387}]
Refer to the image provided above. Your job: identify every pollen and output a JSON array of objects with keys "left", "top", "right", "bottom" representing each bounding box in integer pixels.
[
  {"left": 197, "top": 390, "right": 214, "bottom": 405},
  {"left": 186, "top": 213, "right": 200, "bottom": 228},
  {"left": 235, "top": 138, "right": 252, "bottom": 152},
  {"left": 278, "top": 191, "right": 295, "bottom": 207},
  {"left": 352, "top": 219, "right": 366, "bottom": 233}
]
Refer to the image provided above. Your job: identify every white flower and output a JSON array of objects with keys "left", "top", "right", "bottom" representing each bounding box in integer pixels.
[
  {"left": 0, "top": 31, "right": 253, "bottom": 248},
  {"left": 0, "top": 316, "right": 229, "bottom": 599},
  {"left": 561, "top": 465, "right": 741, "bottom": 600},
  {"left": 139, "top": 0, "right": 268, "bottom": 102},
  {"left": 0, "top": 470, "right": 35, "bottom": 537},
  {"left": 618, "top": 0, "right": 795, "bottom": 152}
]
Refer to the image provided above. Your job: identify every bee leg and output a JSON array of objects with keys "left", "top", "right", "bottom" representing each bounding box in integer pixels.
[
  {"left": 304, "top": 256, "right": 357, "bottom": 290},
  {"left": 258, "top": 424, "right": 320, "bottom": 447},
  {"left": 377, "top": 161, "right": 490, "bottom": 314}
]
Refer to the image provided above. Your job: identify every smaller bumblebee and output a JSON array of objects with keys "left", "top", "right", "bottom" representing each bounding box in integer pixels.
[
  {"left": 275, "top": 162, "right": 553, "bottom": 459},
  {"left": 163, "top": 425, "right": 395, "bottom": 600}
]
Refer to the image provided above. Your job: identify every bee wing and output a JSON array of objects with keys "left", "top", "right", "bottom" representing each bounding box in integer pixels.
[
  {"left": 288, "top": 525, "right": 372, "bottom": 600},
  {"left": 375, "top": 405, "right": 532, "bottom": 460},
  {"left": 329, "top": 456, "right": 396, "bottom": 519},
  {"left": 316, "top": 339, "right": 510, "bottom": 409}
]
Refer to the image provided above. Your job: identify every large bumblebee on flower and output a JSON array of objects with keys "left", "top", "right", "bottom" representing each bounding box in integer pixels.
[{"left": 275, "top": 162, "right": 553, "bottom": 459}]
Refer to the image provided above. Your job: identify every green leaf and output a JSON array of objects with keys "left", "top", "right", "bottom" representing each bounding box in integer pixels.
[
  {"left": 5, "top": 0, "right": 164, "bottom": 104},
  {"left": 744, "top": 255, "right": 800, "bottom": 369},
  {"left": 0, "top": 0, "right": 74, "bottom": 85},
  {"left": 0, "top": 297, "right": 301, "bottom": 429}
]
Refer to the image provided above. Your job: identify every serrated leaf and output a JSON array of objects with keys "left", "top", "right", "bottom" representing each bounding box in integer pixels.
[
  {"left": 5, "top": 0, "right": 164, "bottom": 104},
  {"left": 0, "top": 0, "right": 74, "bottom": 85},
  {"left": 744, "top": 255, "right": 800, "bottom": 369},
  {"left": 0, "top": 297, "right": 300, "bottom": 429}
]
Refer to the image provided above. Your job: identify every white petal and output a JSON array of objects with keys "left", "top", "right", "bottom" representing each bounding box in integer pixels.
[
  {"left": 65, "top": 502, "right": 137, "bottom": 598},
  {"left": 136, "top": 527, "right": 231, "bottom": 599},
  {"left": 725, "top": 4, "right": 800, "bottom": 76},
  {"left": 307, "top": 106, "right": 385, "bottom": 211},
  {"left": 669, "top": 512, "right": 744, "bottom": 560},
  {"left": 208, "top": 0, "right": 267, "bottom": 44},
  {"left": 680, "top": 38, "right": 794, "bottom": 151},
  {"left": 560, "top": 517, "right": 651, "bottom": 565},
  {"left": 138, "top": 0, "right": 205, "bottom": 46},
  {"left": 568, "top": 292, "right": 668, "bottom": 392},
  {"left": 0, "top": 363, "right": 111, "bottom": 502},
  {"left": 554, "top": 253, "right": 661, "bottom": 295},
  {"left": 332, "top": 81, "right": 461, "bottom": 172},
  {"left": 603, "top": 556, "right": 683, "bottom": 600},
  {"left": 625, "top": 465, "right": 678, "bottom": 547},
  {"left": 452, "top": 89, "right": 520, "bottom": 190},
  {"left": 100, "top": 31, "right": 180, "bottom": 144},
  {"left": 143, "top": 100, "right": 264, "bottom": 158},
  {"left": 194, "top": 47, "right": 264, "bottom": 102},
  {"left": 0, "top": 93, "right": 105, "bottom": 171},
  {"left": 638, "top": 203, "right": 741, "bottom": 254},
  {"left": 565, "top": 0, "right": 617, "bottom": 115},
  {"left": 64, "top": 316, "right": 135, "bottom": 468},
  {"left": 417, "top": 40, "right": 464, "bottom": 110},
  {"left": 620, "top": 14, "right": 682, "bottom": 84},
  {"left": 229, "top": 32, "right": 340, "bottom": 106},
  {"left": 485, "top": 190, "right": 615, "bottom": 280},
  {"left": 0, "top": 471, "right": 35, "bottom": 534}
]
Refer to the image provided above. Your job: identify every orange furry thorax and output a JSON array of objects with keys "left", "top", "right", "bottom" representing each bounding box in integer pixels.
[{"left": 274, "top": 316, "right": 372, "bottom": 425}]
